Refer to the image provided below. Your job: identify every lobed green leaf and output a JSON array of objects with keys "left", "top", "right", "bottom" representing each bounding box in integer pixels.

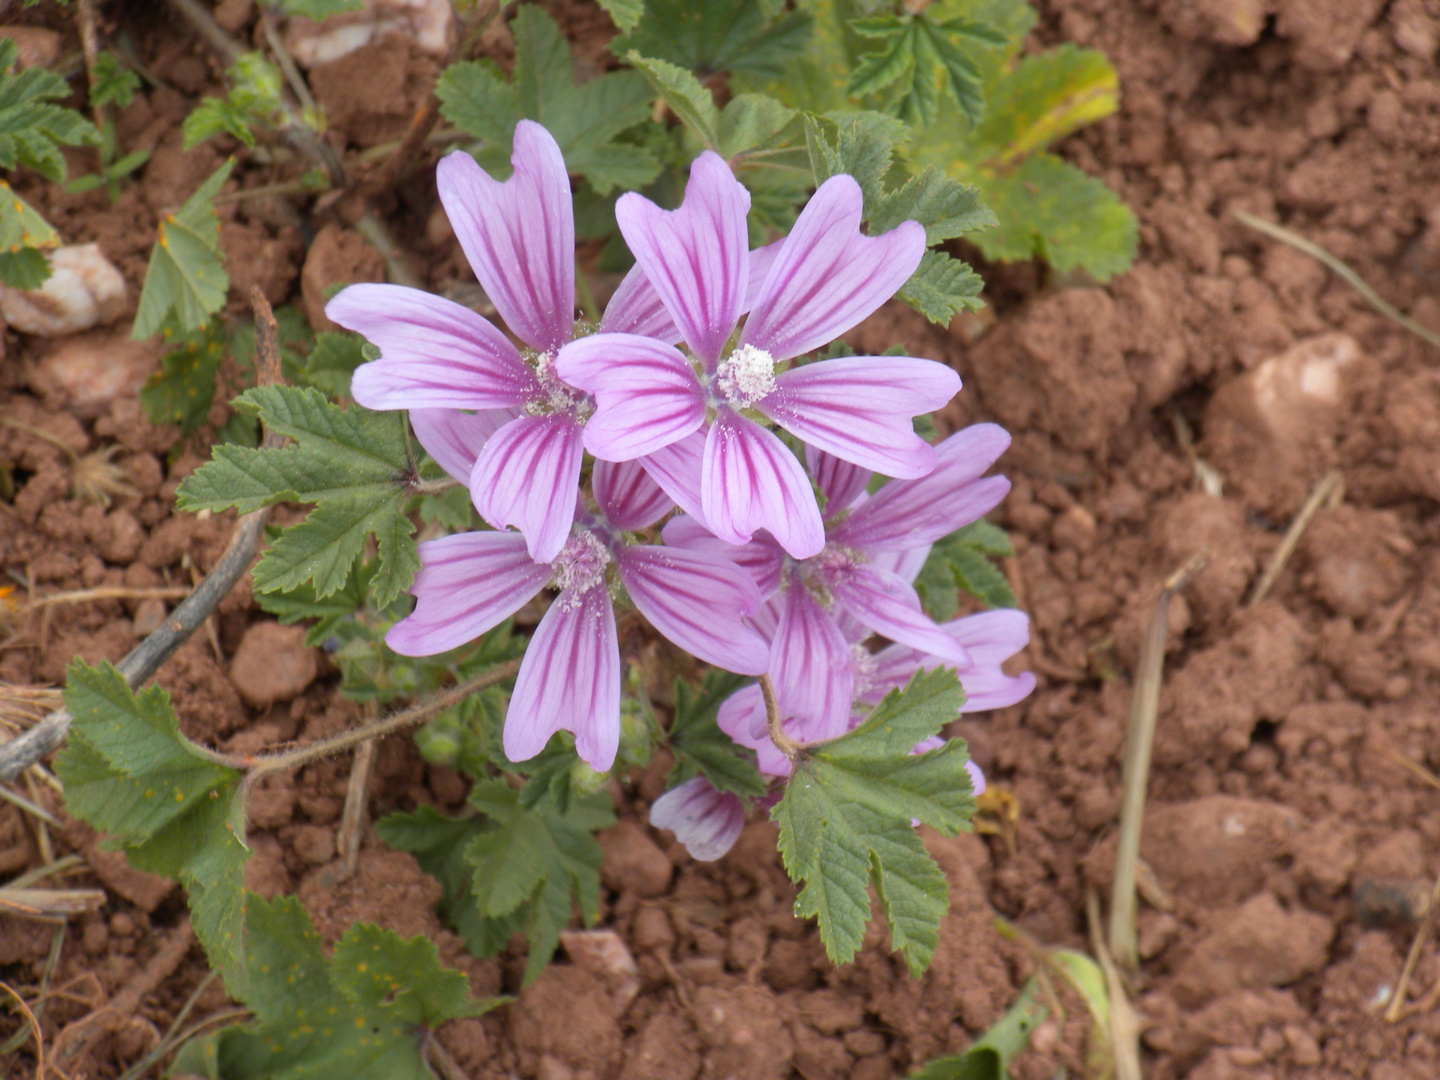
[
  {"left": 0, "top": 179, "right": 57, "bottom": 288},
  {"left": 667, "top": 669, "right": 766, "bottom": 798},
  {"left": 0, "top": 38, "right": 99, "bottom": 183},
  {"left": 615, "top": 0, "right": 812, "bottom": 80},
  {"left": 132, "top": 159, "right": 234, "bottom": 338}
]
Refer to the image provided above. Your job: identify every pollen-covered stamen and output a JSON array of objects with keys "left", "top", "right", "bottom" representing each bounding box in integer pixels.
[
  {"left": 525, "top": 350, "right": 585, "bottom": 416},
  {"left": 800, "top": 541, "right": 864, "bottom": 607},
  {"left": 551, "top": 530, "right": 612, "bottom": 607},
  {"left": 714, "top": 343, "right": 777, "bottom": 410}
]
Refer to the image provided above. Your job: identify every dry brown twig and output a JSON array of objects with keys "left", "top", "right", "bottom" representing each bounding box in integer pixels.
[{"left": 1246, "top": 470, "right": 1343, "bottom": 608}]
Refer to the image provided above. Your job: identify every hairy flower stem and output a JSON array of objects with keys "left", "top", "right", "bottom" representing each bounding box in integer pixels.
[
  {"left": 759, "top": 673, "right": 803, "bottom": 762},
  {"left": 235, "top": 661, "right": 519, "bottom": 782}
]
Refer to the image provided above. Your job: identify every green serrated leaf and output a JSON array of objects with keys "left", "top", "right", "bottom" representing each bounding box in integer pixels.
[
  {"left": 0, "top": 38, "right": 99, "bottom": 183},
  {"left": 0, "top": 181, "right": 57, "bottom": 289},
  {"left": 139, "top": 322, "right": 227, "bottom": 434},
  {"left": 597, "top": 0, "right": 645, "bottom": 33},
  {"left": 870, "top": 165, "right": 995, "bottom": 243},
  {"left": 90, "top": 51, "right": 141, "bottom": 110},
  {"left": 171, "top": 895, "right": 496, "bottom": 1080},
  {"left": 896, "top": 249, "right": 985, "bottom": 325},
  {"left": 176, "top": 385, "right": 418, "bottom": 606},
  {"left": 667, "top": 670, "right": 766, "bottom": 798},
  {"left": 439, "top": 9, "right": 659, "bottom": 196},
  {"left": 773, "top": 668, "right": 975, "bottom": 976},
  {"left": 380, "top": 781, "right": 615, "bottom": 985},
  {"left": 717, "top": 93, "right": 797, "bottom": 160},
  {"left": 910, "top": 975, "right": 1048, "bottom": 1079},
  {"left": 627, "top": 52, "right": 721, "bottom": 152},
  {"left": 914, "top": 520, "right": 1017, "bottom": 619},
  {"left": 254, "top": 556, "right": 377, "bottom": 647},
  {"left": 183, "top": 97, "right": 257, "bottom": 149},
  {"left": 133, "top": 159, "right": 234, "bottom": 338},
  {"left": 802, "top": 109, "right": 905, "bottom": 205},
  {"left": 55, "top": 661, "right": 249, "bottom": 991},
  {"left": 615, "top": 0, "right": 812, "bottom": 80}
]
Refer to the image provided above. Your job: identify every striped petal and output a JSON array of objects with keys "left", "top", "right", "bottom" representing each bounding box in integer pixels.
[
  {"left": 617, "top": 543, "right": 768, "bottom": 674},
  {"left": 592, "top": 459, "right": 673, "bottom": 531},
  {"left": 410, "top": 408, "right": 515, "bottom": 484},
  {"left": 470, "top": 413, "right": 583, "bottom": 563},
  {"left": 331, "top": 284, "right": 537, "bottom": 411},
  {"left": 504, "top": 584, "right": 621, "bottom": 771},
  {"left": 555, "top": 333, "right": 705, "bottom": 460},
  {"left": 830, "top": 564, "right": 969, "bottom": 666},
  {"left": 701, "top": 409, "right": 824, "bottom": 558},
  {"left": 639, "top": 429, "right": 708, "bottom": 526},
  {"left": 761, "top": 356, "right": 960, "bottom": 478},
  {"left": 437, "top": 123, "right": 575, "bottom": 354},
  {"left": 742, "top": 175, "right": 925, "bottom": 361},
  {"left": 386, "top": 532, "right": 549, "bottom": 656},
  {"left": 650, "top": 777, "right": 746, "bottom": 862},
  {"left": 661, "top": 514, "right": 785, "bottom": 599},
  {"left": 614, "top": 151, "right": 749, "bottom": 366}
]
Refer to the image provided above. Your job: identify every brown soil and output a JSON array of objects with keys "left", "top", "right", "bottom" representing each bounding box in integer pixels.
[{"left": 5, "top": 1, "right": 1440, "bottom": 1078}]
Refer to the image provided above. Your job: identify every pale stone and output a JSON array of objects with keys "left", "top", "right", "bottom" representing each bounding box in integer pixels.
[{"left": 0, "top": 244, "right": 128, "bottom": 337}]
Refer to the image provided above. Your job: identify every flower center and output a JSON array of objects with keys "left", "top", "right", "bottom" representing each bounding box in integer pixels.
[
  {"left": 715, "top": 344, "right": 777, "bottom": 410},
  {"left": 551, "top": 530, "right": 611, "bottom": 605},
  {"left": 525, "top": 350, "right": 586, "bottom": 417}
]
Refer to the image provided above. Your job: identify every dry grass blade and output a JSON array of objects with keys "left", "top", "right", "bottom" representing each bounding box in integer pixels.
[
  {"left": 0, "top": 887, "right": 107, "bottom": 920},
  {"left": 1109, "top": 551, "right": 1207, "bottom": 972},
  {"left": 0, "top": 686, "right": 64, "bottom": 735},
  {"left": 1, "top": 979, "right": 46, "bottom": 1075},
  {"left": 1384, "top": 862, "right": 1440, "bottom": 1021},
  {"left": 1246, "top": 471, "right": 1343, "bottom": 608},
  {"left": 1232, "top": 210, "right": 1440, "bottom": 353},
  {"left": 1087, "top": 889, "right": 1143, "bottom": 1080}
]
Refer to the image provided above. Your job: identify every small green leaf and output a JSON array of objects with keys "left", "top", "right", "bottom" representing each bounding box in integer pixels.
[
  {"left": 773, "top": 668, "right": 976, "bottom": 976},
  {"left": 909, "top": 976, "right": 1048, "bottom": 1079},
  {"left": 803, "top": 110, "right": 907, "bottom": 205},
  {"left": 254, "top": 556, "right": 378, "bottom": 647},
  {"left": 0, "top": 38, "right": 99, "bottom": 183},
  {"left": 176, "top": 385, "right": 419, "bottom": 607},
  {"left": 183, "top": 97, "right": 257, "bottom": 149},
  {"left": 597, "top": 0, "right": 645, "bottom": 33},
  {"left": 914, "top": 520, "right": 1016, "bottom": 620},
  {"left": 55, "top": 661, "right": 249, "bottom": 991},
  {"left": 0, "top": 180, "right": 57, "bottom": 288},
  {"left": 438, "top": 8, "right": 659, "bottom": 196},
  {"left": 139, "top": 322, "right": 228, "bottom": 434},
  {"left": 614, "top": 0, "right": 812, "bottom": 80},
  {"left": 272, "top": 0, "right": 365, "bottom": 17},
  {"left": 896, "top": 249, "right": 985, "bottom": 325},
  {"left": 171, "top": 895, "right": 497, "bottom": 1080},
  {"left": 667, "top": 670, "right": 766, "bottom": 798},
  {"left": 870, "top": 166, "right": 995, "bottom": 244},
  {"left": 717, "top": 93, "right": 797, "bottom": 159},
  {"left": 133, "top": 159, "right": 235, "bottom": 338},
  {"left": 626, "top": 52, "right": 721, "bottom": 152},
  {"left": 89, "top": 51, "right": 141, "bottom": 110},
  {"left": 379, "top": 781, "right": 616, "bottom": 985}
]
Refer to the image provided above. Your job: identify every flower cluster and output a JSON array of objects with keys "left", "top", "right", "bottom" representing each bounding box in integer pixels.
[{"left": 327, "top": 121, "right": 1033, "bottom": 849}]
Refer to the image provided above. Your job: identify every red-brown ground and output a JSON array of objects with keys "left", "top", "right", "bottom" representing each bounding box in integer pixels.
[{"left": 5, "top": 1, "right": 1440, "bottom": 1077}]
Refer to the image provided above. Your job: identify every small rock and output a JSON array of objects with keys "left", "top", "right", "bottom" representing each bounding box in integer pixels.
[
  {"left": 1173, "top": 893, "right": 1335, "bottom": 1006},
  {"left": 0, "top": 244, "right": 128, "bottom": 336},
  {"left": 560, "top": 929, "right": 639, "bottom": 1015},
  {"left": 131, "top": 597, "right": 168, "bottom": 638},
  {"left": 300, "top": 223, "right": 385, "bottom": 333},
  {"left": 84, "top": 841, "right": 175, "bottom": 912},
  {"left": 29, "top": 329, "right": 163, "bottom": 419},
  {"left": 96, "top": 509, "right": 145, "bottom": 565},
  {"left": 292, "top": 824, "right": 337, "bottom": 866},
  {"left": 508, "top": 967, "right": 623, "bottom": 1079},
  {"left": 0, "top": 26, "right": 61, "bottom": 69},
  {"left": 283, "top": 0, "right": 455, "bottom": 67},
  {"left": 599, "top": 819, "right": 672, "bottom": 898},
  {"left": 229, "top": 622, "right": 319, "bottom": 708}
]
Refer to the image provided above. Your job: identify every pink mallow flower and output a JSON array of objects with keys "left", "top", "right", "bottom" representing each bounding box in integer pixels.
[
  {"left": 648, "top": 776, "right": 747, "bottom": 862},
  {"left": 385, "top": 459, "right": 769, "bottom": 771},
  {"left": 327, "top": 122, "right": 778, "bottom": 564},
  {"left": 667, "top": 424, "right": 1015, "bottom": 747},
  {"left": 555, "top": 151, "right": 960, "bottom": 560}
]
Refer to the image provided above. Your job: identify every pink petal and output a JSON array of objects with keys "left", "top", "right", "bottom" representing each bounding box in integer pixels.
[
  {"left": 332, "top": 284, "right": 538, "bottom": 411},
  {"left": 504, "top": 584, "right": 621, "bottom": 771},
  {"left": 470, "top": 414, "right": 583, "bottom": 564},
  {"left": 649, "top": 777, "right": 746, "bottom": 861},
  {"left": 437, "top": 126, "right": 575, "bottom": 354},
  {"left": 386, "top": 532, "right": 550, "bottom": 656},
  {"left": 870, "top": 610, "right": 1035, "bottom": 713},
  {"left": 639, "top": 429, "right": 708, "bottom": 526},
  {"left": 806, "top": 446, "right": 871, "bottom": 513},
  {"left": 715, "top": 685, "right": 795, "bottom": 778},
  {"left": 661, "top": 514, "right": 785, "bottom": 599},
  {"left": 830, "top": 565, "right": 969, "bottom": 666},
  {"left": 601, "top": 238, "right": 785, "bottom": 343},
  {"left": 592, "top": 459, "right": 673, "bottom": 531},
  {"left": 761, "top": 357, "right": 960, "bottom": 478},
  {"left": 831, "top": 424, "right": 1012, "bottom": 550},
  {"left": 742, "top": 175, "right": 925, "bottom": 361},
  {"left": 617, "top": 543, "right": 768, "bottom": 674},
  {"left": 555, "top": 334, "right": 705, "bottom": 460},
  {"left": 767, "top": 581, "right": 854, "bottom": 744},
  {"left": 411, "top": 408, "right": 515, "bottom": 484},
  {"left": 701, "top": 410, "right": 824, "bottom": 558},
  {"left": 614, "top": 151, "right": 749, "bottom": 366}
]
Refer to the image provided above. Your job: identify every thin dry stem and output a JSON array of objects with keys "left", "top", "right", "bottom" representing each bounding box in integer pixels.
[
  {"left": 1233, "top": 210, "right": 1440, "bottom": 353},
  {"left": 337, "top": 736, "right": 377, "bottom": 880},
  {"left": 1385, "top": 863, "right": 1440, "bottom": 1021},
  {"left": 1108, "top": 550, "right": 1207, "bottom": 971},
  {"left": 0, "top": 980, "right": 45, "bottom": 1076},
  {"left": 1086, "top": 889, "right": 1144, "bottom": 1080},
  {"left": 1246, "top": 471, "right": 1343, "bottom": 607},
  {"left": 759, "top": 673, "right": 803, "bottom": 761},
  {"left": 27, "top": 586, "right": 191, "bottom": 611}
]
